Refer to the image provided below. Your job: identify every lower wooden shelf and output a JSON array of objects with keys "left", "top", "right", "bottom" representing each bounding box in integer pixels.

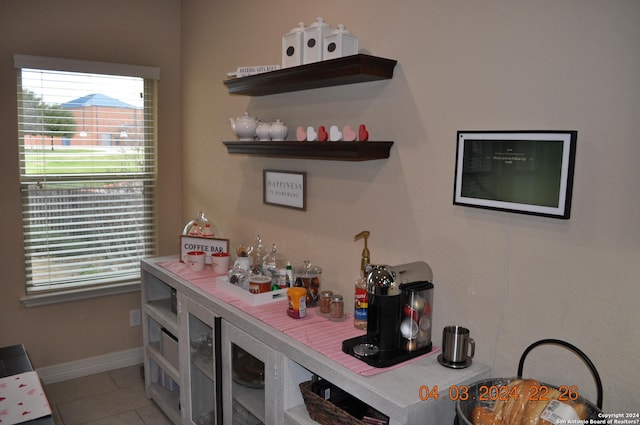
[{"left": 223, "top": 141, "right": 393, "bottom": 161}]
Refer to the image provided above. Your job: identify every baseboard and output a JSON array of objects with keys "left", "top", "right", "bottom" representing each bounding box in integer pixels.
[{"left": 36, "top": 346, "right": 144, "bottom": 384}]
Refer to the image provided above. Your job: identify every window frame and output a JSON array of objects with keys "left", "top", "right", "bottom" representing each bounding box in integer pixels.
[{"left": 14, "top": 55, "right": 160, "bottom": 307}]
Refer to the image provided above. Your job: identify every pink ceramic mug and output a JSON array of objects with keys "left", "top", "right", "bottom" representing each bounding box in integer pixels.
[
  {"left": 185, "top": 250, "right": 206, "bottom": 271},
  {"left": 211, "top": 252, "right": 230, "bottom": 275}
]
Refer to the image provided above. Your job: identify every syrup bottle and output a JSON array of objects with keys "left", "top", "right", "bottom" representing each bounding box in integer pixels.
[{"left": 353, "top": 230, "right": 371, "bottom": 330}]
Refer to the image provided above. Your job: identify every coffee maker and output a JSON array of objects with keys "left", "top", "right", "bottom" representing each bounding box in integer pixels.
[{"left": 342, "top": 261, "right": 434, "bottom": 368}]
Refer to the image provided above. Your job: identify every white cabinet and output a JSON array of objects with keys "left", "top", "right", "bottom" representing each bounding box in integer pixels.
[
  {"left": 220, "top": 320, "right": 280, "bottom": 425},
  {"left": 179, "top": 294, "right": 222, "bottom": 425},
  {"left": 141, "top": 257, "right": 491, "bottom": 425},
  {"left": 141, "top": 269, "right": 181, "bottom": 424}
]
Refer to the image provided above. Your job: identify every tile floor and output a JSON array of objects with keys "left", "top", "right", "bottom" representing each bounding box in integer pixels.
[{"left": 43, "top": 365, "right": 173, "bottom": 425}]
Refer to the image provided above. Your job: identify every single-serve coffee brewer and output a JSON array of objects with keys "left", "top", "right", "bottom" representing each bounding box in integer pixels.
[{"left": 342, "top": 261, "right": 434, "bottom": 368}]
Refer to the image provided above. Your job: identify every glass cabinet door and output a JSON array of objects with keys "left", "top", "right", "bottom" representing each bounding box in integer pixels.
[
  {"left": 180, "top": 295, "right": 222, "bottom": 425},
  {"left": 221, "top": 321, "right": 280, "bottom": 425}
]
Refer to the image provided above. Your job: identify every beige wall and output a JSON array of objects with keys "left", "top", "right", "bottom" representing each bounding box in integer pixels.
[
  {"left": 1, "top": 0, "right": 637, "bottom": 414},
  {"left": 0, "top": 1, "right": 182, "bottom": 366},
  {"left": 181, "top": 0, "right": 639, "bottom": 412}
]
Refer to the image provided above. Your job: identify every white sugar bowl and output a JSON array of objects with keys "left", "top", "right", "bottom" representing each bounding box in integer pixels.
[
  {"left": 269, "top": 120, "right": 288, "bottom": 141},
  {"left": 256, "top": 121, "right": 272, "bottom": 141}
]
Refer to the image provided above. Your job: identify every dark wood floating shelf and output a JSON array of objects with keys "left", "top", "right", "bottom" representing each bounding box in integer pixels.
[
  {"left": 223, "top": 141, "right": 394, "bottom": 161},
  {"left": 223, "top": 54, "right": 397, "bottom": 96}
]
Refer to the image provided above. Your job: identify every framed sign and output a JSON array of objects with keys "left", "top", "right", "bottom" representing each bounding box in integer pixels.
[
  {"left": 263, "top": 169, "right": 306, "bottom": 210},
  {"left": 180, "top": 236, "right": 229, "bottom": 264},
  {"left": 453, "top": 130, "right": 577, "bottom": 219}
]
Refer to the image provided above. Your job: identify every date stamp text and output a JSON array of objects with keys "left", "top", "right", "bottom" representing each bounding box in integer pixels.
[{"left": 418, "top": 385, "right": 638, "bottom": 424}]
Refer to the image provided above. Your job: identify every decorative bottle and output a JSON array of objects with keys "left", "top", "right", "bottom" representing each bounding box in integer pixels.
[
  {"left": 285, "top": 262, "right": 293, "bottom": 287},
  {"left": 353, "top": 230, "right": 371, "bottom": 330},
  {"left": 247, "top": 234, "right": 266, "bottom": 275}
]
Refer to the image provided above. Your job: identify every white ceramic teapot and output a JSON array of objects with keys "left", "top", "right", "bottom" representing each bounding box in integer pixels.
[{"left": 229, "top": 112, "right": 258, "bottom": 141}]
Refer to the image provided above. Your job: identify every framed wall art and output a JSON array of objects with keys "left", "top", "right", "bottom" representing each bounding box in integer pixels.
[
  {"left": 263, "top": 169, "right": 306, "bottom": 210},
  {"left": 453, "top": 130, "right": 577, "bottom": 219}
]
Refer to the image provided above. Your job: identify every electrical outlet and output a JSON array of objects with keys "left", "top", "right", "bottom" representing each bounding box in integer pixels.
[{"left": 129, "top": 308, "right": 141, "bottom": 327}]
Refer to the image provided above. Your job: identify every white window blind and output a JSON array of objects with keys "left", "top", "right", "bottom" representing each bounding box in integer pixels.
[{"left": 15, "top": 55, "right": 159, "bottom": 296}]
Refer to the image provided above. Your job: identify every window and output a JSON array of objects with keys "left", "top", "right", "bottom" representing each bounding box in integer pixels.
[{"left": 14, "top": 55, "right": 160, "bottom": 304}]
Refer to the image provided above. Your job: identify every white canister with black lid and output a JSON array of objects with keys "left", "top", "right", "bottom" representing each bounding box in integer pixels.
[
  {"left": 303, "top": 17, "right": 331, "bottom": 64},
  {"left": 282, "top": 22, "right": 305, "bottom": 68},
  {"left": 323, "top": 24, "right": 358, "bottom": 60}
]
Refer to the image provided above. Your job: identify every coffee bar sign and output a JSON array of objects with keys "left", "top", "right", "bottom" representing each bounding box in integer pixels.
[
  {"left": 180, "top": 236, "right": 229, "bottom": 264},
  {"left": 263, "top": 169, "right": 306, "bottom": 210}
]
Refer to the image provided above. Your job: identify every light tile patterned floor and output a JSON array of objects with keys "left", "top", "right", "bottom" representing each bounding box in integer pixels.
[{"left": 43, "top": 365, "right": 173, "bottom": 425}]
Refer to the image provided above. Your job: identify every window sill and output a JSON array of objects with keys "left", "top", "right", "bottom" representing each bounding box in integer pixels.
[{"left": 21, "top": 281, "right": 140, "bottom": 307}]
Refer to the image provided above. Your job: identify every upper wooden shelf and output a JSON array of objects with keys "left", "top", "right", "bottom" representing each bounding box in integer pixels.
[{"left": 223, "top": 54, "right": 397, "bottom": 96}]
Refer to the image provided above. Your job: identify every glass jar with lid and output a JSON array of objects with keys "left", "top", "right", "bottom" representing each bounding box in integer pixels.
[
  {"left": 329, "top": 294, "right": 344, "bottom": 320},
  {"left": 319, "top": 290, "right": 333, "bottom": 314},
  {"left": 182, "top": 211, "right": 216, "bottom": 237},
  {"left": 293, "top": 260, "right": 322, "bottom": 306},
  {"left": 262, "top": 243, "right": 287, "bottom": 287}
]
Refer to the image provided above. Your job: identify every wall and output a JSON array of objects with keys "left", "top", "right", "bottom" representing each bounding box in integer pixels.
[
  {"left": 181, "top": 0, "right": 640, "bottom": 412},
  {"left": 0, "top": 0, "right": 182, "bottom": 367}
]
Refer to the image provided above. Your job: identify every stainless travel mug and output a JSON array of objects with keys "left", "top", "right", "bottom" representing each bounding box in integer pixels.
[{"left": 442, "top": 325, "right": 475, "bottom": 364}]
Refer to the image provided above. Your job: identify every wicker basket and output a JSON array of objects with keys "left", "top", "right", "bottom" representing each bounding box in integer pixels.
[{"left": 299, "top": 381, "right": 388, "bottom": 425}]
